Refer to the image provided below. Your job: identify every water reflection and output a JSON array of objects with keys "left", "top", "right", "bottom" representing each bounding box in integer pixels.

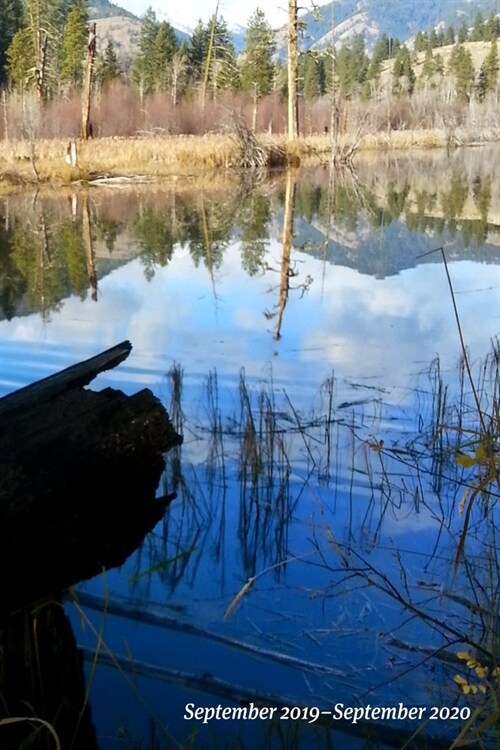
[
  {"left": 0, "top": 146, "right": 498, "bottom": 325},
  {"left": 0, "top": 147, "right": 499, "bottom": 750}
]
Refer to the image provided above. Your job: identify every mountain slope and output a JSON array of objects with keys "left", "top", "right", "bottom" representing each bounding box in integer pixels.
[
  {"left": 88, "top": 0, "right": 136, "bottom": 20},
  {"left": 296, "top": 0, "right": 499, "bottom": 49}
]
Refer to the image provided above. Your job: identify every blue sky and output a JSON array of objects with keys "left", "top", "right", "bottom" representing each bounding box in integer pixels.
[{"left": 117, "top": 1, "right": 288, "bottom": 30}]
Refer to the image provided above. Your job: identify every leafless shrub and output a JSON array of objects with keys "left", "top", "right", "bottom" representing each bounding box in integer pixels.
[{"left": 93, "top": 81, "right": 141, "bottom": 137}]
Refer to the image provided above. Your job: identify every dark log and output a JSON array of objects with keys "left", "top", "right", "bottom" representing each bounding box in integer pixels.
[
  {"left": 0, "top": 603, "right": 99, "bottom": 750},
  {"left": 0, "top": 341, "right": 182, "bottom": 613},
  {"left": 0, "top": 340, "right": 132, "bottom": 421}
]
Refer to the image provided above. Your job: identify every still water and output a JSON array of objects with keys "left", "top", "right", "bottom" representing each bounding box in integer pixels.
[{"left": 1, "top": 146, "right": 499, "bottom": 749}]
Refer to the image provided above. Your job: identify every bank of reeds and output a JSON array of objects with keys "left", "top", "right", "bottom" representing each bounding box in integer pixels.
[{"left": 1, "top": 124, "right": 499, "bottom": 191}]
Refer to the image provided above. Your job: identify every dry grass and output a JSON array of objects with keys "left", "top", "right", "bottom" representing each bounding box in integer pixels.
[{"left": 0, "top": 126, "right": 499, "bottom": 191}]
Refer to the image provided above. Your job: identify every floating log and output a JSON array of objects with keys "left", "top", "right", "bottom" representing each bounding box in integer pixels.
[{"left": 0, "top": 341, "right": 182, "bottom": 613}]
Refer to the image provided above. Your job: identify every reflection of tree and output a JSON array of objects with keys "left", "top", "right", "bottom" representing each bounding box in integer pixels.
[
  {"left": 0, "top": 218, "right": 28, "bottom": 320},
  {"left": 132, "top": 205, "right": 177, "bottom": 280},
  {"left": 92, "top": 213, "right": 121, "bottom": 253},
  {"left": 82, "top": 193, "right": 97, "bottom": 301},
  {"left": 386, "top": 182, "right": 410, "bottom": 218},
  {"left": 441, "top": 174, "right": 469, "bottom": 221},
  {"left": 187, "top": 196, "right": 231, "bottom": 272},
  {"left": 239, "top": 193, "right": 271, "bottom": 276},
  {"left": 1, "top": 163, "right": 497, "bottom": 322},
  {"left": 274, "top": 170, "right": 296, "bottom": 341},
  {"left": 9, "top": 211, "right": 88, "bottom": 319}
]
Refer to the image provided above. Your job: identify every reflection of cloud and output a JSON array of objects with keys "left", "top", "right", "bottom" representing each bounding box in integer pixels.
[{"left": 0, "top": 245, "right": 497, "bottom": 412}]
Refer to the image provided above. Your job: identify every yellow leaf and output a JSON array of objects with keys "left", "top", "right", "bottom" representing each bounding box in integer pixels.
[
  {"left": 475, "top": 443, "right": 487, "bottom": 462},
  {"left": 456, "top": 652, "right": 471, "bottom": 661},
  {"left": 455, "top": 453, "right": 477, "bottom": 468},
  {"left": 453, "top": 674, "right": 468, "bottom": 685}
]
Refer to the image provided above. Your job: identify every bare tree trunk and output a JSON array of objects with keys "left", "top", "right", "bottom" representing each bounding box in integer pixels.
[
  {"left": 274, "top": 170, "right": 296, "bottom": 340},
  {"left": 252, "top": 84, "right": 258, "bottom": 133},
  {"left": 35, "top": 31, "right": 48, "bottom": 102},
  {"left": 81, "top": 23, "right": 96, "bottom": 140},
  {"left": 201, "top": 1, "right": 219, "bottom": 113},
  {"left": 82, "top": 193, "right": 97, "bottom": 301},
  {"left": 287, "top": 0, "right": 299, "bottom": 142}
]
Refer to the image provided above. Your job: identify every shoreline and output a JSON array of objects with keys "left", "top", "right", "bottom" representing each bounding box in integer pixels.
[{"left": 0, "top": 128, "right": 498, "bottom": 192}]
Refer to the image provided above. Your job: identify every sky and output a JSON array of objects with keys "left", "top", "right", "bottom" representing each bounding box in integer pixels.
[{"left": 116, "top": 0, "right": 289, "bottom": 31}]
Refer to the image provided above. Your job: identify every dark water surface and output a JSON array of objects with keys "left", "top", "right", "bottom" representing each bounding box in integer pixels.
[{"left": 1, "top": 146, "right": 499, "bottom": 749}]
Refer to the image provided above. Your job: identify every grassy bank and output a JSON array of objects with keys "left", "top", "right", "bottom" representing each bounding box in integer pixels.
[{"left": 0, "top": 127, "right": 499, "bottom": 190}]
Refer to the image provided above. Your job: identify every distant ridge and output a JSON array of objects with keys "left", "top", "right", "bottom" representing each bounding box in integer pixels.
[{"left": 284, "top": 0, "right": 500, "bottom": 50}]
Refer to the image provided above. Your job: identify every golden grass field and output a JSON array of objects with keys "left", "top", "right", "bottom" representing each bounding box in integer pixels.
[{"left": 0, "top": 127, "right": 499, "bottom": 191}]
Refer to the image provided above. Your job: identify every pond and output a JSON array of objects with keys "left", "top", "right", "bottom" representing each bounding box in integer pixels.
[{"left": 0, "top": 145, "right": 499, "bottom": 749}]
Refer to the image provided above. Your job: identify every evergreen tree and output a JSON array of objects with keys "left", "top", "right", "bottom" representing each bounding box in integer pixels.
[
  {"left": 61, "top": 0, "right": 89, "bottom": 87},
  {"left": 483, "top": 13, "right": 497, "bottom": 42},
  {"left": 475, "top": 62, "right": 488, "bottom": 102},
  {"left": 98, "top": 38, "right": 121, "bottom": 87},
  {"left": 413, "top": 31, "right": 427, "bottom": 54},
  {"left": 421, "top": 45, "right": 435, "bottom": 80},
  {"left": 470, "top": 10, "right": 485, "bottom": 42},
  {"left": 7, "top": 0, "right": 69, "bottom": 98},
  {"left": 170, "top": 44, "right": 188, "bottom": 104},
  {"left": 0, "top": 0, "right": 23, "bottom": 85},
  {"left": 392, "top": 44, "right": 415, "bottom": 96},
  {"left": 483, "top": 38, "right": 499, "bottom": 91},
  {"left": 434, "top": 53, "right": 444, "bottom": 76},
  {"left": 420, "top": 46, "right": 444, "bottom": 90},
  {"left": 457, "top": 20, "right": 469, "bottom": 43},
  {"left": 448, "top": 44, "right": 475, "bottom": 102},
  {"left": 334, "top": 34, "right": 368, "bottom": 97},
  {"left": 373, "top": 34, "right": 391, "bottom": 62},
  {"left": 187, "top": 19, "right": 209, "bottom": 83},
  {"left": 6, "top": 26, "right": 32, "bottom": 90},
  {"left": 206, "top": 15, "right": 239, "bottom": 93},
  {"left": 153, "top": 20, "right": 178, "bottom": 91},
  {"left": 130, "top": 7, "right": 160, "bottom": 97},
  {"left": 444, "top": 26, "right": 455, "bottom": 46},
  {"left": 429, "top": 28, "right": 439, "bottom": 49},
  {"left": 301, "top": 53, "right": 322, "bottom": 99},
  {"left": 366, "top": 33, "right": 390, "bottom": 81},
  {"left": 240, "top": 9, "right": 276, "bottom": 98}
]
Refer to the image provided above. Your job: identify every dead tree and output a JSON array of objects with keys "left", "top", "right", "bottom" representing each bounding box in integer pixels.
[
  {"left": 287, "top": 0, "right": 299, "bottom": 142},
  {"left": 80, "top": 22, "right": 96, "bottom": 140}
]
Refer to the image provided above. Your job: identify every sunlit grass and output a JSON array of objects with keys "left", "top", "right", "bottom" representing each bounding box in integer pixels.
[{"left": 1, "top": 126, "right": 499, "bottom": 191}]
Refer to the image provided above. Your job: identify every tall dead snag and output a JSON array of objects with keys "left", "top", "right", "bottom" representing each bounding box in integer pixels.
[
  {"left": 82, "top": 192, "right": 97, "bottom": 300},
  {"left": 34, "top": 30, "right": 48, "bottom": 101},
  {"left": 287, "top": 0, "right": 299, "bottom": 142},
  {"left": 80, "top": 22, "right": 96, "bottom": 140},
  {"left": 274, "top": 170, "right": 296, "bottom": 340}
]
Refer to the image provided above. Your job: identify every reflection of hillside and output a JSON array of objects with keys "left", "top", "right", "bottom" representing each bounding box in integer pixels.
[
  {"left": 291, "top": 147, "right": 500, "bottom": 277},
  {"left": 1, "top": 149, "right": 498, "bottom": 318},
  {"left": 354, "top": 145, "right": 500, "bottom": 228}
]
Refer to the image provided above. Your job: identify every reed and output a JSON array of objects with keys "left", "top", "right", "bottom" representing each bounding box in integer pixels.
[{"left": 1, "top": 126, "right": 499, "bottom": 190}]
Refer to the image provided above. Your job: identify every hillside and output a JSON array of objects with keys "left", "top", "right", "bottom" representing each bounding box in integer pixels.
[
  {"left": 292, "top": 0, "right": 500, "bottom": 50},
  {"left": 88, "top": 0, "right": 135, "bottom": 20},
  {"left": 378, "top": 40, "right": 496, "bottom": 85},
  {"left": 91, "top": 15, "right": 142, "bottom": 68},
  {"left": 88, "top": 2, "right": 189, "bottom": 71}
]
